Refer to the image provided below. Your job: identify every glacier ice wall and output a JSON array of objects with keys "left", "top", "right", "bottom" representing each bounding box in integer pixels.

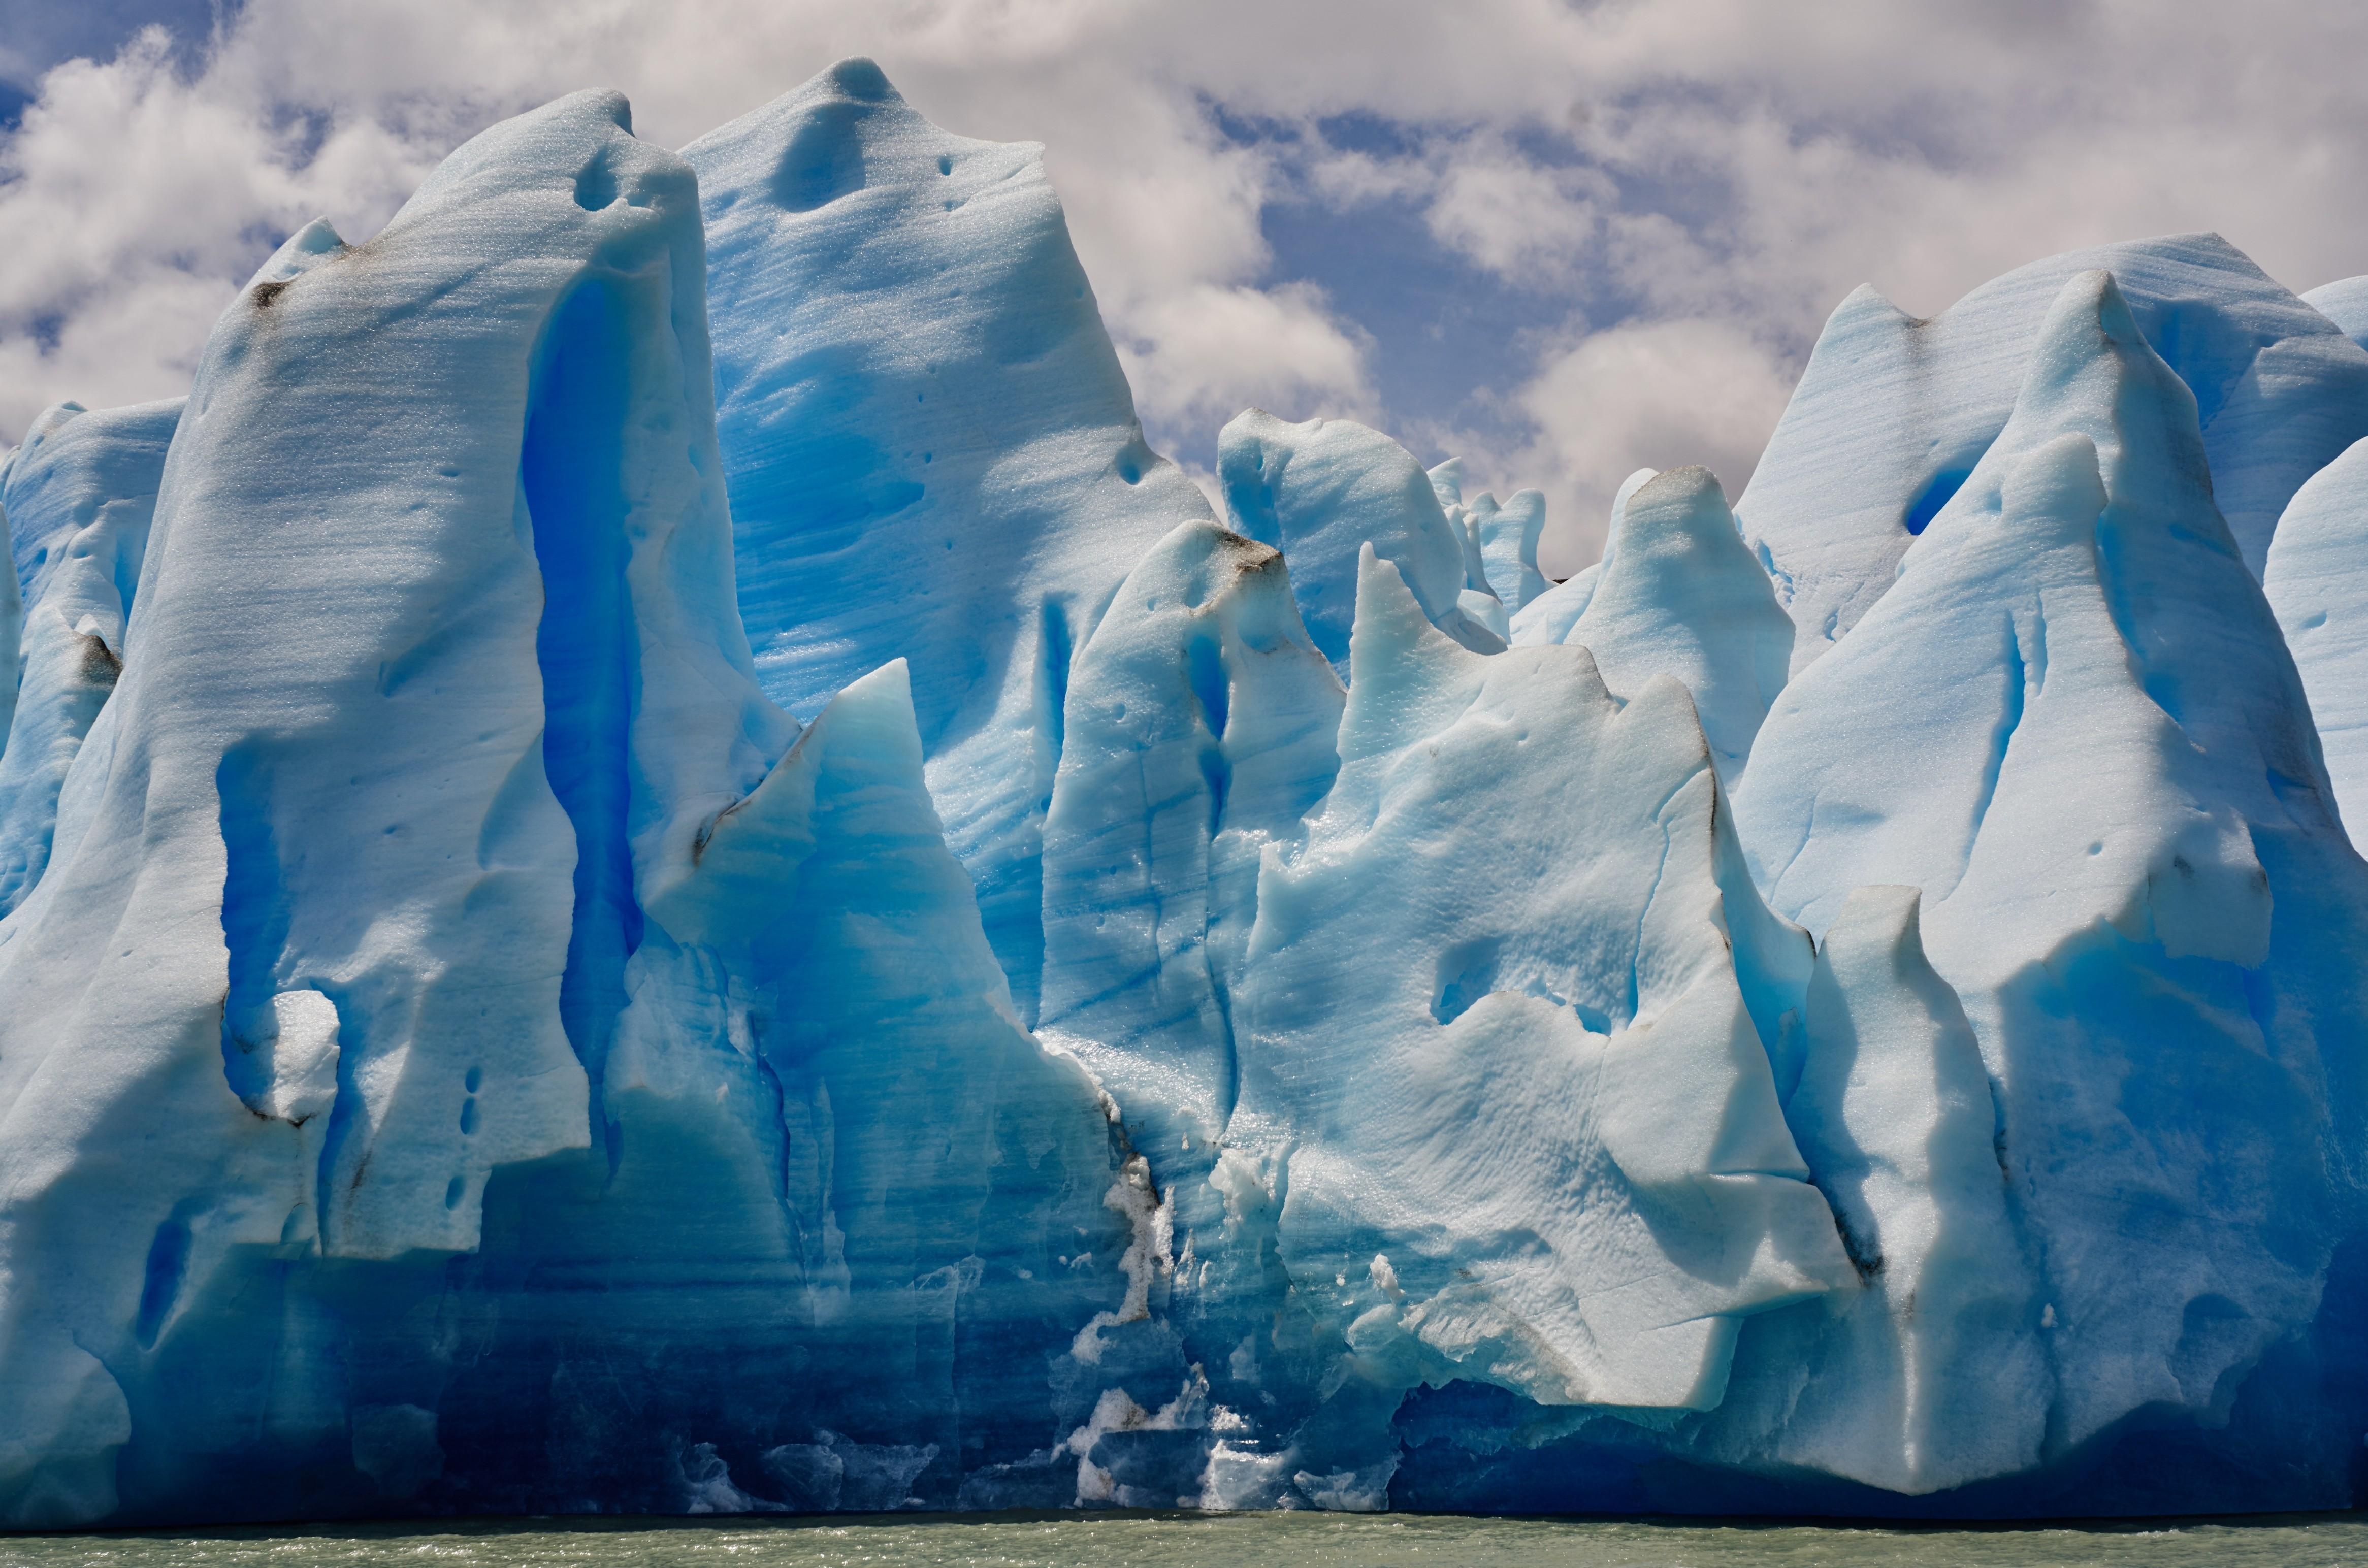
[{"left": 6, "top": 58, "right": 2368, "bottom": 1528}]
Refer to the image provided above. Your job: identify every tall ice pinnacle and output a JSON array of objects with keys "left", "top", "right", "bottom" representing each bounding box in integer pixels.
[
  {"left": 1743, "top": 235, "right": 2368, "bottom": 671},
  {"left": 685, "top": 58, "right": 1212, "bottom": 1021}
]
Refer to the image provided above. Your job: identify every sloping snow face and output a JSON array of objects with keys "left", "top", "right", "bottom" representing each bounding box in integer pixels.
[
  {"left": 2265, "top": 438, "right": 2368, "bottom": 839},
  {"left": 1744, "top": 235, "right": 2368, "bottom": 673},
  {"left": 0, "top": 86, "right": 1131, "bottom": 1528},
  {"left": 1218, "top": 410, "right": 1507, "bottom": 666},
  {"left": 685, "top": 58, "right": 1210, "bottom": 1023},
  {"left": 1715, "top": 270, "right": 2368, "bottom": 1504},
  {"left": 0, "top": 398, "right": 181, "bottom": 917}
]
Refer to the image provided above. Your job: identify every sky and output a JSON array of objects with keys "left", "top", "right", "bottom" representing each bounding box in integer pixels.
[{"left": 3, "top": 0, "right": 2367, "bottom": 573}]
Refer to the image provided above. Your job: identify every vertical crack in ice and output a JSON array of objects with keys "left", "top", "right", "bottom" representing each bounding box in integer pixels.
[
  {"left": 521, "top": 276, "right": 645, "bottom": 1154},
  {"left": 1943, "top": 611, "right": 2028, "bottom": 906}
]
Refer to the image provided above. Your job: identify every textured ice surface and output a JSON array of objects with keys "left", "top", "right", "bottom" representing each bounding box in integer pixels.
[
  {"left": 0, "top": 83, "right": 1126, "bottom": 1528},
  {"left": 4, "top": 60, "right": 2368, "bottom": 1530},
  {"left": 1231, "top": 547, "right": 1849, "bottom": 1412},
  {"left": 1700, "top": 885, "right": 2044, "bottom": 1496},
  {"left": 2306, "top": 275, "right": 2368, "bottom": 354},
  {"left": 1467, "top": 489, "right": 1549, "bottom": 611},
  {"left": 1744, "top": 235, "right": 2368, "bottom": 672}
]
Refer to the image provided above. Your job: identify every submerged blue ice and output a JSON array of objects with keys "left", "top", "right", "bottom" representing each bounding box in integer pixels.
[{"left": 5, "top": 59, "right": 2368, "bottom": 1529}]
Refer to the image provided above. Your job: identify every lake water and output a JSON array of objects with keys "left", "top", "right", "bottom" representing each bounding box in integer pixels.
[{"left": 2, "top": 1513, "right": 2361, "bottom": 1568}]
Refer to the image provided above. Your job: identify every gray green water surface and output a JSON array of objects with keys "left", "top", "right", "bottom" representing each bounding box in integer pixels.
[{"left": 3, "top": 1514, "right": 2361, "bottom": 1568}]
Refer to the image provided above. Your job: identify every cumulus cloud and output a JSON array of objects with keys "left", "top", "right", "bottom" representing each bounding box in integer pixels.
[
  {"left": 5, "top": 0, "right": 2368, "bottom": 571},
  {"left": 1509, "top": 318, "right": 1796, "bottom": 576},
  {"left": 1114, "top": 281, "right": 1378, "bottom": 437}
]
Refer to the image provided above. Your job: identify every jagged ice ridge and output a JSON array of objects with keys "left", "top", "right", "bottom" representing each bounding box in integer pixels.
[{"left": 6, "top": 58, "right": 2368, "bottom": 1527}]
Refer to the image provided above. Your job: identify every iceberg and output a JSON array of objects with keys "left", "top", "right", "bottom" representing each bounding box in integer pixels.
[{"left": 3, "top": 57, "right": 2367, "bottom": 1528}]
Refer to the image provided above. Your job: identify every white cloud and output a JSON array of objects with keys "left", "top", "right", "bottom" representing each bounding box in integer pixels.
[
  {"left": 6, "top": 0, "right": 2368, "bottom": 573},
  {"left": 1422, "top": 153, "right": 1602, "bottom": 285},
  {"left": 1502, "top": 318, "right": 1796, "bottom": 577},
  {"left": 1115, "top": 280, "right": 1377, "bottom": 437}
]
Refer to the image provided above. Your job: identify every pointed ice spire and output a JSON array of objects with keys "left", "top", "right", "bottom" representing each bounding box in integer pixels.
[
  {"left": 1468, "top": 488, "right": 1549, "bottom": 610},
  {"left": 1218, "top": 410, "right": 1504, "bottom": 667},
  {"left": 685, "top": 58, "right": 1213, "bottom": 1023},
  {"left": 1733, "top": 268, "right": 2366, "bottom": 1468},
  {"left": 1037, "top": 518, "right": 1342, "bottom": 1167},
  {"left": 1425, "top": 455, "right": 1464, "bottom": 510},
  {"left": 1544, "top": 466, "right": 1791, "bottom": 783},
  {"left": 1743, "top": 235, "right": 2368, "bottom": 672},
  {"left": 630, "top": 660, "right": 1130, "bottom": 1451},
  {"left": 0, "top": 397, "right": 181, "bottom": 918},
  {"left": 1509, "top": 466, "right": 1657, "bottom": 646}
]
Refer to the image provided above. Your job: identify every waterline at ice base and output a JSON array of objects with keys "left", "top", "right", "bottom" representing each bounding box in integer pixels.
[{"left": 8, "top": 57, "right": 2368, "bottom": 1527}]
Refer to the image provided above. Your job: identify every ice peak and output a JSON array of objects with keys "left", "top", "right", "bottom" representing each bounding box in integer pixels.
[{"left": 813, "top": 55, "right": 899, "bottom": 105}]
